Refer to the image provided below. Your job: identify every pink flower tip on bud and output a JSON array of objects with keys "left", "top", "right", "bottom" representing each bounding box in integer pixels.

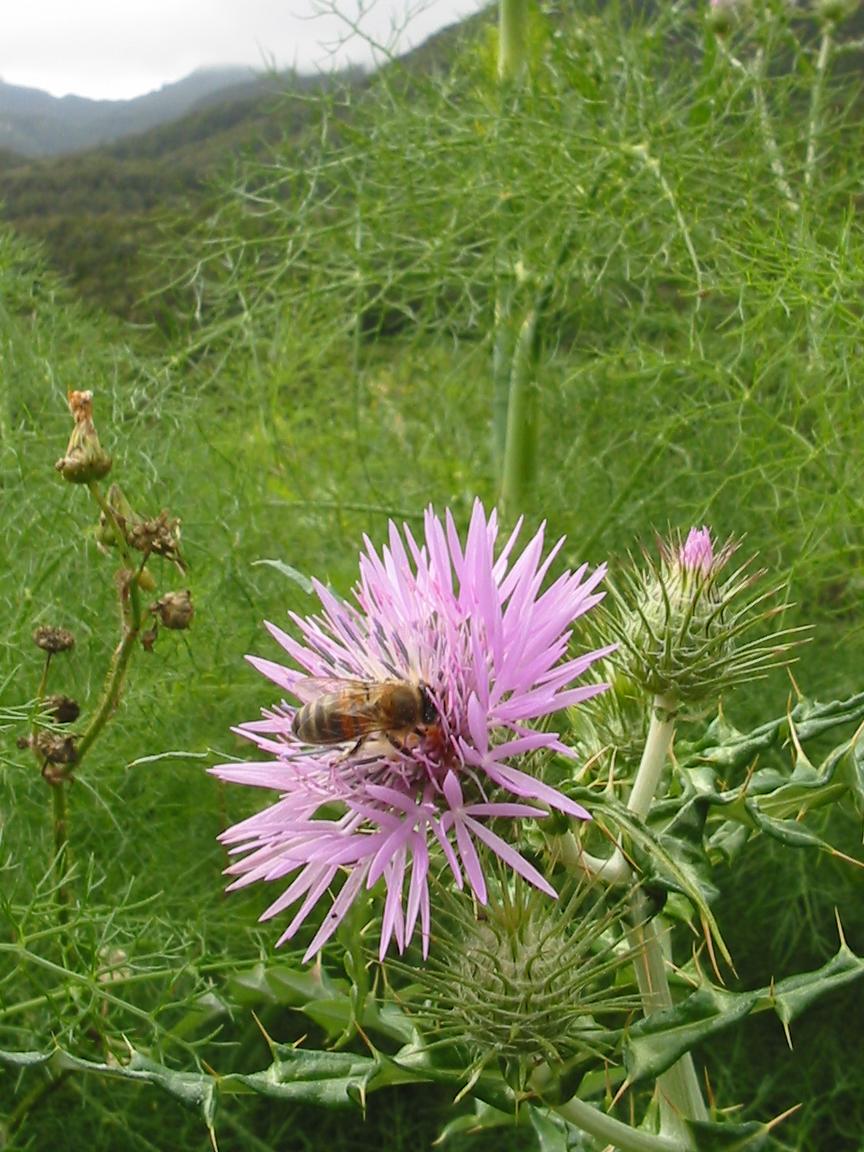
[{"left": 678, "top": 526, "right": 715, "bottom": 574}]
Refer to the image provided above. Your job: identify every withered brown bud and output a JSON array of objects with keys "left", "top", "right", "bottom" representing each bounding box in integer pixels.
[
  {"left": 33, "top": 625, "right": 76, "bottom": 654},
  {"left": 55, "top": 390, "right": 112, "bottom": 484},
  {"left": 33, "top": 730, "right": 78, "bottom": 765},
  {"left": 141, "top": 628, "right": 158, "bottom": 652},
  {"left": 96, "top": 483, "right": 185, "bottom": 572},
  {"left": 45, "top": 694, "right": 81, "bottom": 725},
  {"left": 151, "top": 589, "right": 194, "bottom": 630},
  {"left": 129, "top": 512, "right": 185, "bottom": 570}
]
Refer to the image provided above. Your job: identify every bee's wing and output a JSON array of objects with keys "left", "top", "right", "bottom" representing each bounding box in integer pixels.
[{"left": 291, "top": 675, "right": 369, "bottom": 704}]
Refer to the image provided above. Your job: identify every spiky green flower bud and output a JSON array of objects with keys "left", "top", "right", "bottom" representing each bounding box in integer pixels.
[
  {"left": 413, "top": 882, "right": 637, "bottom": 1090},
  {"left": 606, "top": 527, "right": 804, "bottom": 707}
]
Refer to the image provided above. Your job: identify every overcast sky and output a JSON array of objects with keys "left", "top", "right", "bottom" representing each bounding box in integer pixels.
[{"left": 0, "top": 0, "right": 487, "bottom": 100}]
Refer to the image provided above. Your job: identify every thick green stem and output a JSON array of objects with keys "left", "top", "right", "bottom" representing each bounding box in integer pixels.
[
  {"left": 493, "top": 0, "right": 535, "bottom": 508},
  {"left": 553, "top": 1096, "right": 691, "bottom": 1152},
  {"left": 552, "top": 830, "right": 631, "bottom": 885},
  {"left": 805, "top": 26, "right": 832, "bottom": 194},
  {"left": 626, "top": 693, "right": 709, "bottom": 1130},
  {"left": 627, "top": 910, "right": 709, "bottom": 1131},
  {"left": 499, "top": 307, "right": 539, "bottom": 515},
  {"left": 498, "top": 0, "right": 530, "bottom": 84},
  {"left": 627, "top": 693, "right": 677, "bottom": 820},
  {"left": 492, "top": 289, "right": 514, "bottom": 471}
]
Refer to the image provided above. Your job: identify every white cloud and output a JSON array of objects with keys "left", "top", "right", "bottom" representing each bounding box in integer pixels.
[{"left": 0, "top": 0, "right": 487, "bottom": 99}]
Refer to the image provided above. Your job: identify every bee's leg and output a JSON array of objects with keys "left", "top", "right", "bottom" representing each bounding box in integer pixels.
[
  {"left": 385, "top": 727, "right": 425, "bottom": 755},
  {"left": 335, "top": 734, "right": 373, "bottom": 764}
]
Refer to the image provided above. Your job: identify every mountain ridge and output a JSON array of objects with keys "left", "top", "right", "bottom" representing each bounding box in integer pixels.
[{"left": 0, "top": 66, "right": 315, "bottom": 157}]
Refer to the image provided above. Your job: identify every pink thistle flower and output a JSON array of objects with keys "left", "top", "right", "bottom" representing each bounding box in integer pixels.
[{"left": 212, "top": 502, "right": 612, "bottom": 961}]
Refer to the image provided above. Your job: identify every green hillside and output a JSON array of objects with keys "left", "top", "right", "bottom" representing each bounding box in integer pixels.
[
  {"left": 0, "top": 74, "right": 348, "bottom": 328},
  {"left": 0, "top": 17, "right": 480, "bottom": 331}
]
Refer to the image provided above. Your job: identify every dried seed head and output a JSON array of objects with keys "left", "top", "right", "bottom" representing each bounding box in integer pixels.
[
  {"left": 128, "top": 512, "right": 185, "bottom": 569},
  {"left": 151, "top": 589, "right": 194, "bottom": 630},
  {"left": 55, "top": 389, "right": 112, "bottom": 483},
  {"left": 33, "top": 730, "right": 77, "bottom": 765},
  {"left": 44, "top": 694, "right": 81, "bottom": 725},
  {"left": 33, "top": 625, "right": 76, "bottom": 654},
  {"left": 96, "top": 484, "right": 185, "bottom": 571}
]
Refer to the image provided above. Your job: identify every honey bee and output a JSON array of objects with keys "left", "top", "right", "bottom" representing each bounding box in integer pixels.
[{"left": 291, "top": 677, "right": 438, "bottom": 757}]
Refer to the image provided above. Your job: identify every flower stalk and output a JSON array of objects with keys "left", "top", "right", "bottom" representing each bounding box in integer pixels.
[
  {"left": 627, "top": 693, "right": 677, "bottom": 821},
  {"left": 622, "top": 692, "right": 709, "bottom": 1129},
  {"left": 498, "top": 0, "right": 530, "bottom": 84},
  {"left": 553, "top": 1096, "right": 691, "bottom": 1152},
  {"left": 499, "top": 304, "right": 540, "bottom": 515},
  {"left": 74, "top": 481, "right": 145, "bottom": 766},
  {"left": 51, "top": 769, "right": 71, "bottom": 922},
  {"left": 494, "top": 0, "right": 543, "bottom": 518}
]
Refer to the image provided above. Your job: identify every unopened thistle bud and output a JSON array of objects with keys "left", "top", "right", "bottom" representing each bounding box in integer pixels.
[
  {"left": 414, "top": 882, "right": 637, "bottom": 1090},
  {"left": 55, "top": 390, "right": 112, "bottom": 484},
  {"left": 32, "top": 625, "right": 76, "bottom": 654},
  {"left": 606, "top": 527, "right": 804, "bottom": 706}
]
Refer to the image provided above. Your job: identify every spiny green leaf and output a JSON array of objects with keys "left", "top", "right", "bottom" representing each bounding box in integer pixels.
[
  {"left": 578, "top": 791, "right": 731, "bottom": 967},
  {"left": 0, "top": 1045, "right": 217, "bottom": 1123},
  {"left": 679, "top": 692, "right": 864, "bottom": 774},
  {"left": 228, "top": 961, "right": 349, "bottom": 1007},
  {"left": 684, "top": 1118, "right": 777, "bottom": 1151},
  {"left": 224, "top": 1045, "right": 396, "bottom": 1106},
  {"left": 435, "top": 1099, "right": 525, "bottom": 1144},
  {"left": 624, "top": 937, "right": 864, "bottom": 1085},
  {"left": 529, "top": 1105, "right": 570, "bottom": 1152}
]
